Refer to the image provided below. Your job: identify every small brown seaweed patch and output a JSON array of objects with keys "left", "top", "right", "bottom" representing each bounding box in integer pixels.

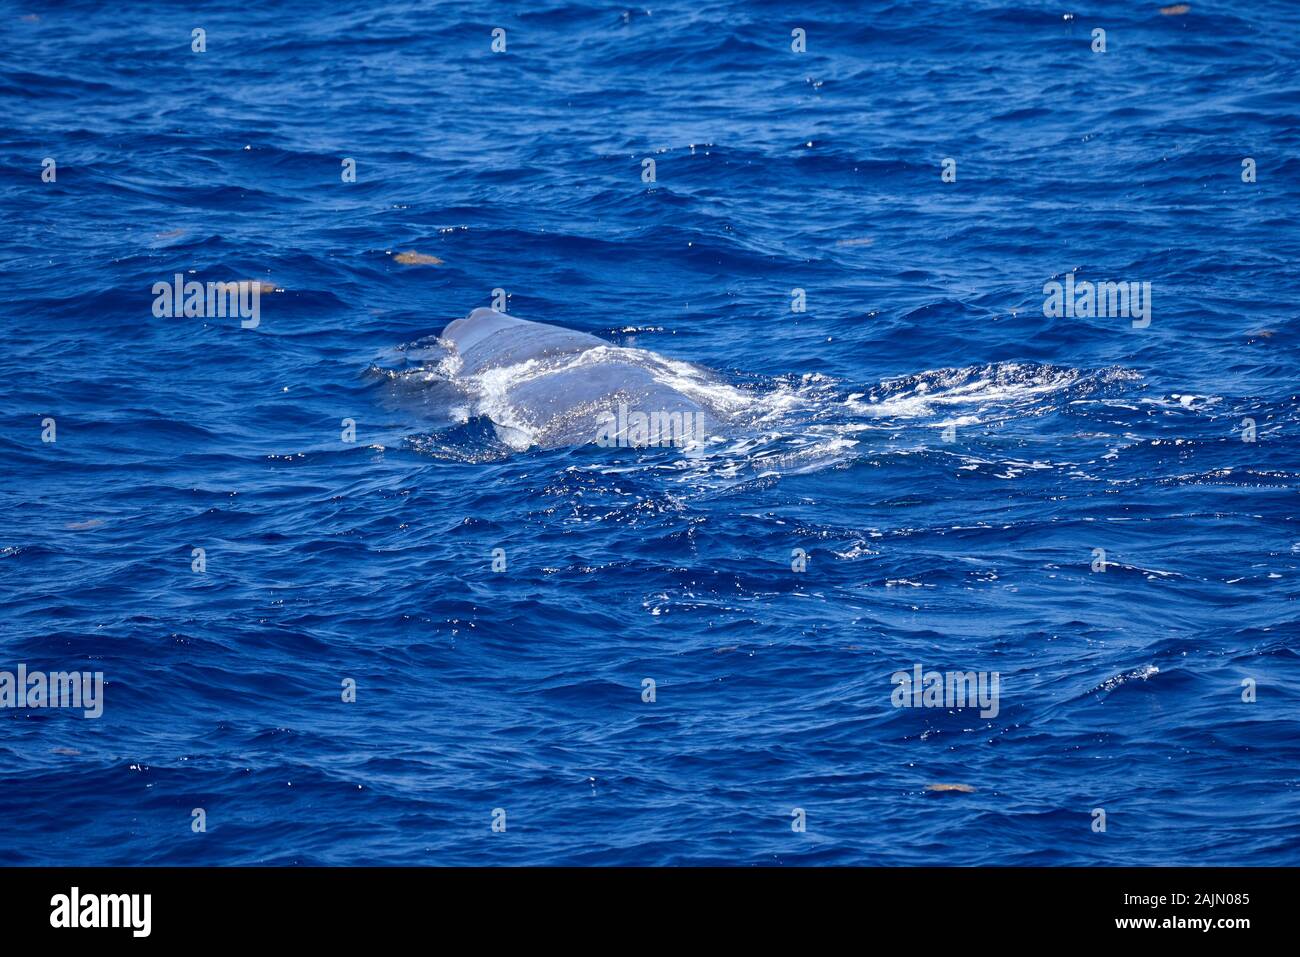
[
  {"left": 393, "top": 251, "right": 443, "bottom": 266},
  {"left": 1159, "top": 4, "right": 1190, "bottom": 14},
  {"left": 925, "top": 783, "right": 976, "bottom": 794},
  {"left": 247, "top": 280, "right": 278, "bottom": 294}
]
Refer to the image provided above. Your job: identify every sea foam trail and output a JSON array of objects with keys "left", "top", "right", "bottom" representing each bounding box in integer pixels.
[{"left": 378, "top": 330, "right": 1144, "bottom": 482}]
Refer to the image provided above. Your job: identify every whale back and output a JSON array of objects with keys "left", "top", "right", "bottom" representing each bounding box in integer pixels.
[
  {"left": 438, "top": 308, "right": 723, "bottom": 450},
  {"left": 441, "top": 308, "right": 608, "bottom": 377}
]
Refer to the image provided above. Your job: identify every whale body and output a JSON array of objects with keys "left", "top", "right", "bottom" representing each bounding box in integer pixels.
[{"left": 437, "top": 308, "right": 731, "bottom": 450}]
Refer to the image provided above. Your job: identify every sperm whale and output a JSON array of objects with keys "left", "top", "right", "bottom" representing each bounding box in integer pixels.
[{"left": 437, "top": 308, "right": 732, "bottom": 451}]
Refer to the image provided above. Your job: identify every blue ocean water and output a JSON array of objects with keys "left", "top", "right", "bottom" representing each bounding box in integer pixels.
[{"left": 2, "top": 0, "right": 1298, "bottom": 866}]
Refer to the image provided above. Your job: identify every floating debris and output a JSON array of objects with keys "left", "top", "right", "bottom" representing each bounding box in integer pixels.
[
  {"left": 1159, "top": 4, "right": 1190, "bottom": 14},
  {"left": 836, "top": 237, "right": 875, "bottom": 247},
  {"left": 925, "top": 783, "right": 977, "bottom": 794},
  {"left": 65, "top": 519, "right": 104, "bottom": 530},
  {"left": 393, "top": 251, "right": 443, "bottom": 266}
]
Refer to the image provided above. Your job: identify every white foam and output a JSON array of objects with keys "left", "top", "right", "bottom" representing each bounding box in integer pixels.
[
  {"left": 402, "top": 333, "right": 1144, "bottom": 489},
  {"left": 447, "top": 341, "right": 799, "bottom": 450},
  {"left": 848, "top": 363, "right": 1083, "bottom": 419}
]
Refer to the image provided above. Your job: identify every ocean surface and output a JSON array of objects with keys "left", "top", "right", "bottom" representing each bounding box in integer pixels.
[{"left": 2, "top": 0, "right": 1298, "bottom": 866}]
